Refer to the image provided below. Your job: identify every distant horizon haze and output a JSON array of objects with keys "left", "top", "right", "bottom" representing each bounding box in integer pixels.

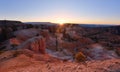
[{"left": 0, "top": 19, "right": 119, "bottom": 25}]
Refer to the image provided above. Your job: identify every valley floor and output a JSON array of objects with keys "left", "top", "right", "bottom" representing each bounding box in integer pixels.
[{"left": 0, "top": 54, "right": 120, "bottom": 72}]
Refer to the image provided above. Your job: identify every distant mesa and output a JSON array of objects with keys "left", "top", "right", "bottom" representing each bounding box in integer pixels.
[
  {"left": 78, "top": 24, "right": 116, "bottom": 28},
  {"left": 24, "top": 22, "right": 57, "bottom": 25},
  {"left": 0, "top": 20, "right": 24, "bottom": 26},
  {"left": 25, "top": 22, "right": 51, "bottom": 24}
]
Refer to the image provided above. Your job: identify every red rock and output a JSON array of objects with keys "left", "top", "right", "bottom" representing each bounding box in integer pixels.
[
  {"left": 40, "top": 29, "right": 50, "bottom": 41},
  {"left": 16, "top": 36, "right": 46, "bottom": 54},
  {"left": 30, "top": 36, "right": 46, "bottom": 54},
  {"left": 14, "top": 29, "right": 40, "bottom": 41},
  {"left": 10, "top": 38, "right": 20, "bottom": 45},
  {"left": 116, "top": 48, "right": 120, "bottom": 56}
]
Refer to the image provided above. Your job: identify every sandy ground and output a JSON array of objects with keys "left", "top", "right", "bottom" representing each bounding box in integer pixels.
[{"left": 0, "top": 54, "right": 120, "bottom": 72}]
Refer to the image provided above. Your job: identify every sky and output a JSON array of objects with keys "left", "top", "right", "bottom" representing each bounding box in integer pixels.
[{"left": 0, "top": 0, "right": 120, "bottom": 24}]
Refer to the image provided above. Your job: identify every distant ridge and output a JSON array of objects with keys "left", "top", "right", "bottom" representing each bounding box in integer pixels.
[
  {"left": 78, "top": 24, "right": 116, "bottom": 28},
  {"left": 25, "top": 22, "right": 119, "bottom": 27},
  {"left": 0, "top": 20, "right": 23, "bottom": 26},
  {"left": 25, "top": 22, "right": 52, "bottom": 24}
]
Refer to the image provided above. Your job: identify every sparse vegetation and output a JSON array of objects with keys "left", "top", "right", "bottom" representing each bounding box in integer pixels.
[
  {"left": 27, "top": 24, "right": 34, "bottom": 28},
  {"left": 11, "top": 44, "right": 18, "bottom": 48},
  {"left": 75, "top": 52, "right": 87, "bottom": 62},
  {"left": 13, "top": 51, "right": 21, "bottom": 57},
  {"left": 0, "top": 50, "right": 5, "bottom": 54},
  {"left": 13, "top": 50, "right": 33, "bottom": 57}
]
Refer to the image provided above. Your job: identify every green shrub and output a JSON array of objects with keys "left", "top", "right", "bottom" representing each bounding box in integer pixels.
[{"left": 75, "top": 52, "right": 86, "bottom": 62}]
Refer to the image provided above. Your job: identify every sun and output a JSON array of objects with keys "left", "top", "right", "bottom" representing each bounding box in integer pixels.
[
  {"left": 51, "top": 18, "right": 69, "bottom": 25},
  {"left": 56, "top": 19, "right": 67, "bottom": 25}
]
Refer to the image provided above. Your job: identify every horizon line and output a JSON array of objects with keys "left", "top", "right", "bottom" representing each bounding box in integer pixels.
[{"left": 0, "top": 19, "right": 120, "bottom": 25}]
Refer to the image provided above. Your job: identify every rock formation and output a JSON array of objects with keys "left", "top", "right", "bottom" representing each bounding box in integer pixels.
[
  {"left": 14, "top": 28, "right": 40, "bottom": 42},
  {"left": 17, "top": 36, "right": 46, "bottom": 54}
]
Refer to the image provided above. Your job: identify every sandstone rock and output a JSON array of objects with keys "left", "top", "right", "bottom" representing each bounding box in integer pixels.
[
  {"left": 40, "top": 29, "right": 50, "bottom": 41},
  {"left": 116, "top": 48, "right": 120, "bottom": 56},
  {"left": 30, "top": 36, "right": 46, "bottom": 54},
  {"left": 77, "top": 37, "right": 94, "bottom": 45},
  {"left": 17, "top": 36, "right": 46, "bottom": 54},
  {"left": 85, "top": 44, "right": 119, "bottom": 60},
  {"left": 10, "top": 38, "right": 20, "bottom": 45},
  {"left": 14, "top": 28, "right": 40, "bottom": 41}
]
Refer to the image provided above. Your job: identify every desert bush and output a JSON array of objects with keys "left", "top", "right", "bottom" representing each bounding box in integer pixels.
[
  {"left": 0, "top": 50, "right": 5, "bottom": 55},
  {"left": 11, "top": 44, "right": 18, "bottom": 48},
  {"left": 106, "top": 47, "right": 114, "bottom": 50},
  {"left": 27, "top": 24, "right": 34, "bottom": 28},
  {"left": 13, "top": 50, "right": 33, "bottom": 57},
  {"left": 75, "top": 52, "right": 86, "bottom": 62},
  {"left": 13, "top": 51, "right": 21, "bottom": 57},
  {"left": 0, "top": 46, "right": 6, "bottom": 51}
]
